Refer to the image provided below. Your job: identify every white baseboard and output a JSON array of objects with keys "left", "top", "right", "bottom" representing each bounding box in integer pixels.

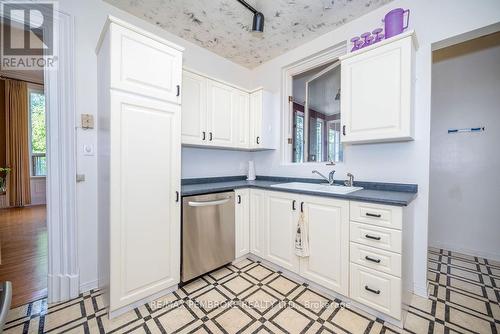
[
  {"left": 429, "top": 241, "right": 500, "bottom": 262},
  {"left": 80, "top": 280, "right": 98, "bottom": 294},
  {"left": 48, "top": 273, "right": 80, "bottom": 303}
]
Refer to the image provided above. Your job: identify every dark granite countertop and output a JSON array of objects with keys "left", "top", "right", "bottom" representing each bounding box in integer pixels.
[{"left": 181, "top": 176, "right": 417, "bottom": 207}]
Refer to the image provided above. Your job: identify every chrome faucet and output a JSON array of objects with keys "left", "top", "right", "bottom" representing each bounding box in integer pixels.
[
  {"left": 312, "top": 170, "right": 336, "bottom": 185},
  {"left": 345, "top": 173, "right": 355, "bottom": 187}
]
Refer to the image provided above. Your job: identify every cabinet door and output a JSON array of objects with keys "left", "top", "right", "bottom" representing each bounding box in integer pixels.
[
  {"left": 181, "top": 71, "right": 207, "bottom": 145},
  {"left": 250, "top": 189, "right": 267, "bottom": 257},
  {"left": 235, "top": 189, "right": 250, "bottom": 258},
  {"left": 233, "top": 89, "right": 250, "bottom": 148},
  {"left": 249, "top": 90, "right": 263, "bottom": 149},
  {"left": 341, "top": 35, "right": 414, "bottom": 144},
  {"left": 110, "top": 23, "right": 182, "bottom": 104},
  {"left": 207, "top": 79, "right": 234, "bottom": 146},
  {"left": 265, "top": 191, "right": 300, "bottom": 273},
  {"left": 299, "top": 196, "right": 349, "bottom": 295},
  {"left": 109, "top": 91, "right": 181, "bottom": 311}
]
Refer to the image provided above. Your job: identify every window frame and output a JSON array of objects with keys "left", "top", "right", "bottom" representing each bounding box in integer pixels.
[
  {"left": 281, "top": 42, "right": 346, "bottom": 166},
  {"left": 28, "top": 84, "right": 47, "bottom": 178}
]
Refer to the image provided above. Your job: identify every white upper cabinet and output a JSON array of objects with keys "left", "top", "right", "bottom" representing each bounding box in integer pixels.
[
  {"left": 250, "top": 89, "right": 277, "bottom": 150},
  {"left": 207, "top": 80, "right": 235, "bottom": 146},
  {"left": 233, "top": 90, "right": 250, "bottom": 148},
  {"left": 107, "top": 20, "right": 182, "bottom": 104},
  {"left": 181, "top": 69, "right": 276, "bottom": 150},
  {"left": 340, "top": 31, "right": 416, "bottom": 144},
  {"left": 181, "top": 71, "right": 207, "bottom": 145}
]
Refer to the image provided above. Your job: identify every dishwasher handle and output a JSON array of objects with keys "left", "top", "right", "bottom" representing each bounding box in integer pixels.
[{"left": 188, "top": 198, "right": 231, "bottom": 207}]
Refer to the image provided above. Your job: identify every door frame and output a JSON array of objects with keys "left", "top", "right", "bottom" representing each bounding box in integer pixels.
[{"left": 1, "top": 7, "right": 78, "bottom": 303}]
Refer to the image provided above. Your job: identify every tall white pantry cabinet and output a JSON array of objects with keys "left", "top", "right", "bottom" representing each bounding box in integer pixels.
[{"left": 96, "top": 16, "right": 183, "bottom": 316}]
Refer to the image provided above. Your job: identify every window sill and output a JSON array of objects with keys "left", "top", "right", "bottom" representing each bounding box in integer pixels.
[{"left": 30, "top": 176, "right": 46, "bottom": 179}]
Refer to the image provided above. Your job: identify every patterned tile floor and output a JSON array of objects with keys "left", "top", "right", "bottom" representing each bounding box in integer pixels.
[{"left": 3, "top": 248, "right": 500, "bottom": 333}]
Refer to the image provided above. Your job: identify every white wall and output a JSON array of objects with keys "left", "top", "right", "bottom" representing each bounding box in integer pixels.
[
  {"left": 429, "top": 33, "right": 500, "bottom": 261},
  {"left": 250, "top": 0, "right": 500, "bottom": 295},
  {"left": 58, "top": 0, "right": 253, "bottom": 291}
]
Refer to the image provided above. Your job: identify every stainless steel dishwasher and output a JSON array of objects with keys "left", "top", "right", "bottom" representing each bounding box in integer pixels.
[{"left": 182, "top": 192, "right": 235, "bottom": 282}]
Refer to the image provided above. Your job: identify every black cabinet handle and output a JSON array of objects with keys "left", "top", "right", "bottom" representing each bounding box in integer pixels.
[
  {"left": 237, "top": 195, "right": 241, "bottom": 204},
  {"left": 202, "top": 131, "right": 206, "bottom": 140},
  {"left": 365, "top": 286, "right": 381, "bottom": 295},
  {"left": 365, "top": 234, "right": 381, "bottom": 241},
  {"left": 366, "top": 213, "right": 382, "bottom": 218},
  {"left": 256, "top": 136, "right": 260, "bottom": 144},
  {"left": 365, "top": 256, "right": 381, "bottom": 263},
  {"left": 292, "top": 200, "right": 296, "bottom": 211},
  {"left": 209, "top": 132, "right": 213, "bottom": 141},
  {"left": 176, "top": 191, "right": 180, "bottom": 202},
  {"left": 342, "top": 125, "right": 346, "bottom": 136},
  {"left": 176, "top": 85, "right": 180, "bottom": 97},
  {"left": 300, "top": 202, "right": 304, "bottom": 213}
]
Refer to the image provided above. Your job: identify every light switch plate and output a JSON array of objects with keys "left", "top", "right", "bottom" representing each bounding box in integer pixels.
[{"left": 81, "top": 114, "right": 94, "bottom": 129}]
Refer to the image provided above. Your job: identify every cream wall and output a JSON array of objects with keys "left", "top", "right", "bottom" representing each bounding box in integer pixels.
[
  {"left": 249, "top": 0, "right": 500, "bottom": 295},
  {"left": 58, "top": 0, "right": 253, "bottom": 291},
  {"left": 429, "top": 33, "right": 500, "bottom": 261}
]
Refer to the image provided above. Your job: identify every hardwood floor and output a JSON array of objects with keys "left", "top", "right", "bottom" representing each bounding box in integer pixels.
[{"left": 0, "top": 205, "right": 47, "bottom": 307}]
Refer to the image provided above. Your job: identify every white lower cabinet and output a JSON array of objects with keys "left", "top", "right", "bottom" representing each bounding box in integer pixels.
[
  {"left": 299, "top": 196, "right": 349, "bottom": 295},
  {"left": 350, "top": 264, "right": 401, "bottom": 319},
  {"left": 235, "top": 189, "right": 250, "bottom": 258},
  {"left": 264, "top": 191, "right": 300, "bottom": 273},
  {"left": 244, "top": 189, "right": 410, "bottom": 322},
  {"left": 249, "top": 189, "right": 267, "bottom": 257}
]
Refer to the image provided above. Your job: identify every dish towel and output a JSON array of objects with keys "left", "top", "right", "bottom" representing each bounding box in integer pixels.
[{"left": 295, "top": 212, "right": 310, "bottom": 257}]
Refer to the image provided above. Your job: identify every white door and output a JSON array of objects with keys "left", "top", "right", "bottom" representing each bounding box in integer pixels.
[
  {"left": 110, "top": 24, "right": 182, "bottom": 104},
  {"left": 235, "top": 188, "right": 250, "bottom": 258},
  {"left": 250, "top": 189, "right": 266, "bottom": 257},
  {"left": 207, "top": 79, "right": 234, "bottom": 146},
  {"left": 299, "top": 196, "right": 349, "bottom": 294},
  {"left": 181, "top": 71, "right": 207, "bottom": 145},
  {"left": 109, "top": 90, "right": 181, "bottom": 311},
  {"left": 341, "top": 35, "right": 414, "bottom": 143},
  {"left": 233, "top": 89, "right": 250, "bottom": 148},
  {"left": 265, "top": 191, "right": 300, "bottom": 273},
  {"left": 249, "top": 90, "right": 263, "bottom": 149}
]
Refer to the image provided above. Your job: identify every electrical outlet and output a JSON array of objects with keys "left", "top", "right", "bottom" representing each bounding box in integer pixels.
[{"left": 81, "top": 114, "right": 94, "bottom": 129}]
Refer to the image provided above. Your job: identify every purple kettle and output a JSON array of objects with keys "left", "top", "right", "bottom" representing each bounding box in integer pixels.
[{"left": 383, "top": 8, "right": 410, "bottom": 39}]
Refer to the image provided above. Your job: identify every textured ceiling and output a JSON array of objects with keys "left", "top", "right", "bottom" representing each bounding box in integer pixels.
[{"left": 104, "top": 0, "right": 393, "bottom": 69}]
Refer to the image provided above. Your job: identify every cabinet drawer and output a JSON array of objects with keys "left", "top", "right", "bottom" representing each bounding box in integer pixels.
[
  {"left": 350, "top": 264, "right": 401, "bottom": 320},
  {"left": 350, "top": 242, "right": 401, "bottom": 277},
  {"left": 350, "top": 222, "right": 401, "bottom": 253},
  {"left": 350, "top": 202, "right": 402, "bottom": 230}
]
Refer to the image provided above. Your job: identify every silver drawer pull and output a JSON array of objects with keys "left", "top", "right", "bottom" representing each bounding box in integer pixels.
[
  {"left": 365, "top": 256, "right": 381, "bottom": 263},
  {"left": 365, "top": 285, "right": 381, "bottom": 295},
  {"left": 366, "top": 212, "right": 382, "bottom": 218},
  {"left": 188, "top": 198, "right": 231, "bottom": 207},
  {"left": 365, "top": 234, "right": 381, "bottom": 241}
]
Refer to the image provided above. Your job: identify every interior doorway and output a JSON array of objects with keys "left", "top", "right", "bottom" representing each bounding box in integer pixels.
[
  {"left": 428, "top": 31, "right": 500, "bottom": 262},
  {"left": 0, "top": 20, "right": 48, "bottom": 307}
]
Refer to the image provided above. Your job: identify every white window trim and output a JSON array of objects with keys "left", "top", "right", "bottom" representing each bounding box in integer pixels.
[
  {"left": 280, "top": 42, "right": 346, "bottom": 166},
  {"left": 28, "top": 84, "right": 46, "bottom": 177}
]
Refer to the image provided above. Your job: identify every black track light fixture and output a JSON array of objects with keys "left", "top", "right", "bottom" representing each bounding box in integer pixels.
[{"left": 236, "top": 0, "right": 264, "bottom": 33}]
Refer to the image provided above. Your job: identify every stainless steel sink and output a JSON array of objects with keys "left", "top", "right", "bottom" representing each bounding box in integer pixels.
[{"left": 270, "top": 182, "right": 363, "bottom": 195}]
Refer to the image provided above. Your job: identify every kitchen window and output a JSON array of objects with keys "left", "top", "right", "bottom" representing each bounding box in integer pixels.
[
  {"left": 288, "top": 58, "right": 343, "bottom": 163},
  {"left": 29, "top": 87, "right": 47, "bottom": 177}
]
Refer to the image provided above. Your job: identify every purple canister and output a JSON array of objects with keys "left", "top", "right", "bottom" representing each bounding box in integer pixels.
[{"left": 383, "top": 8, "right": 410, "bottom": 38}]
